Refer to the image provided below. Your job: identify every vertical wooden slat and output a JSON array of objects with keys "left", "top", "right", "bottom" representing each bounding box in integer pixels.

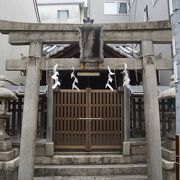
[
  {"left": 60, "top": 92, "right": 63, "bottom": 144},
  {"left": 95, "top": 92, "right": 97, "bottom": 145},
  {"left": 12, "top": 100, "right": 16, "bottom": 135},
  {"left": 64, "top": 91, "right": 67, "bottom": 145},
  {"left": 53, "top": 93, "right": 56, "bottom": 144},
  {"left": 67, "top": 92, "right": 71, "bottom": 145},
  {"left": 99, "top": 92, "right": 101, "bottom": 145},
  {"left": 86, "top": 88, "right": 91, "bottom": 151},
  {"left": 80, "top": 92, "right": 82, "bottom": 146},
  {"left": 138, "top": 98, "right": 142, "bottom": 135},
  {"left": 60, "top": 92, "right": 63, "bottom": 145},
  {"left": 113, "top": 92, "right": 116, "bottom": 143},
  {"left": 71, "top": 91, "right": 74, "bottom": 144},
  {"left": 132, "top": 98, "right": 136, "bottom": 134},
  {"left": 78, "top": 92, "right": 81, "bottom": 145},
  {"left": 121, "top": 91, "right": 124, "bottom": 142},
  {"left": 40, "top": 98, "right": 45, "bottom": 138},
  {"left": 91, "top": 92, "right": 94, "bottom": 145},
  {"left": 55, "top": 93, "right": 57, "bottom": 144},
  {"left": 75, "top": 91, "right": 78, "bottom": 145},
  {"left": 103, "top": 92, "right": 105, "bottom": 145},
  {"left": 111, "top": 92, "right": 113, "bottom": 144},
  {"left": 58, "top": 93, "right": 60, "bottom": 144},
  {"left": 18, "top": 97, "right": 22, "bottom": 135}
]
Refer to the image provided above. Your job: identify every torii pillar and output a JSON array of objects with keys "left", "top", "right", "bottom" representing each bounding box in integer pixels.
[
  {"left": 18, "top": 41, "right": 42, "bottom": 180},
  {"left": 142, "top": 40, "right": 162, "bottom": 180}
]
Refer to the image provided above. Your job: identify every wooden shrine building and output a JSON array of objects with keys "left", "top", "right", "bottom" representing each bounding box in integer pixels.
[{"left": 0, "top": 20, "right": 173, "bottom": 180}]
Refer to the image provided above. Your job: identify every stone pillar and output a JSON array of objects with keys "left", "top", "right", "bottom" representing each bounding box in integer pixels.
[
  {"left": 141, "top": 40, "right": 162, "bottom": 180},
  {"left": 123, "top": 86, "right": 131, "bottom": 156},
  {"left": 124, "top": 86, "right": 131, "bottom": 142},
  {"left": 45, "top": 70, "right": 54, "bottom": 157},
  {"left": 162, "top": 113, "right": 175, "bottom": 180},
  {"left": 18, "top": 41, "right": 42, "bottom": 180},
  {"left": 162, "top": 135, "right": 175, "bottom": 180}
]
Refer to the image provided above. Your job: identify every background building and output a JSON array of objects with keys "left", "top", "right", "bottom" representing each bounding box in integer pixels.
[
  {"left": 0, "top": 0, "right": 172, "bottom": 85},
  {"left": 88, "top": 0, "right": 130, "bottom": 23},
  {"left": 88, "top": 0, "right": 170, "bottom": 23},
  {"left": 129, "top": 0, "right": 170, "bottom": 22},
  {"left": 37, "top": 0, "right": 87, "bottom": 23},
  {"left": 129, "top": 0, "right": 172, "bottom": 85},
  {"left": 88, "top": 0, "right": 172, "bottom": 85},
  {"left": 0, "top": 0, "right": 40, "bottom": 84}
]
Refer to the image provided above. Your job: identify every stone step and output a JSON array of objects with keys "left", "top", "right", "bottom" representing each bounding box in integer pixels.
[
  {"left": 35, "top": 154, "right": 146, "bottom": 165},
  {"left": 162, "top": 147, "right": 175, "bottom": 161},
  {"left": 34, "top": 175, "right": 147, "bottom": 180},
  {"left": 162, "top": 139, "right": 175, "bottom": 151},
  {"left": 34, "top": 163, "right": 147, "bottom": 177}
]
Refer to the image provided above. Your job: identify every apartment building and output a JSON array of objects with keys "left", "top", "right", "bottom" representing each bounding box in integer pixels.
[
  {"left": 0, "top": 0, "right": 40, "bottom": 84},
  {"left": 129, "top": 0, "right": 169, "bottom": 22},
  {"left": 88, "top": 0, "right": 169, "bottom": 23},
  {"left": 37, "top": 0, "right": 87, "bottom": 23},
  {"left": 88, "top": 0, "right": 172, "bottom": 85},
  {"left": 89, "top": 0, "right": 130, "bottom": 23}
]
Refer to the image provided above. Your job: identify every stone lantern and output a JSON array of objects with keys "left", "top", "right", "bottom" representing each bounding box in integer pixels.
[
  {"left": 0, "top": 76, "right": 19, "bottom": 179},
  {"left": 0, "top": 75, "right": 17, "bottom": 140}
]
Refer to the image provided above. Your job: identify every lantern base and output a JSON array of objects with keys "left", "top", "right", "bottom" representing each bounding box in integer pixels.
[
  {"left": 0, "top": 116, "right": 10, "bottom": 141},
  {"left": 0, "top": 129, "right": 9, "bottom": 141}
]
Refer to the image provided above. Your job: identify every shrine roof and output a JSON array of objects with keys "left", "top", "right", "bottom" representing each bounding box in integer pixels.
[
  {"left": 6, "top": 85, "right": 48, "bottom": 96},
  {"left": 130, "top": 86, "right": 169, "bottom": 95}
]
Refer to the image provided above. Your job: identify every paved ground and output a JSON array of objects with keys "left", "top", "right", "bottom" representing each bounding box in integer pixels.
[{"left": 34, "top": 175, "right": 147, "bottom": 180}]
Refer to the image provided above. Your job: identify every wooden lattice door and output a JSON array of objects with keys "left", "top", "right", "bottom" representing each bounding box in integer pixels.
[{"left": 53, "top": 88, "right": 123, "bottom": 151}]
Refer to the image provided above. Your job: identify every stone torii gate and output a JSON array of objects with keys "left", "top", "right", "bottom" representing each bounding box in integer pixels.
[{"left": 0, "top": 20, "right": 172, "bottom": 180}]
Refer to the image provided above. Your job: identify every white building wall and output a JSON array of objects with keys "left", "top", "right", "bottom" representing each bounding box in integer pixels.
[
  {"left": 154, "top": 44, "right": 173, "bottom": 86},
  {"left": 89, "top": 0, "right": 130, "bottom": 23},
  {"left": 129, "top": 0, "right": 147, "bottom": 22},
  {"left": 147, "top": 0, "right": 169, "bottom": 22},
  {"left": 129, "top": 0, "right": 169, "bottom": 22},
  {"left": 0, "top": 0, "right": 39, "bottom": 84},
  {"left": 129, "top": 0, "right": 172, "bottom": 86},
  {"left": 38, "top": 4, "right": 81, "bottom": 23},
  {"left": 149, "top": 0, "right": 172, "bottom": 86}
]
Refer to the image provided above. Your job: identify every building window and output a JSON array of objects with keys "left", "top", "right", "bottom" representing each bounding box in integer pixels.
[
  {"left": 144, "top": 5, "right": 149, "bottom": 22},
  {"left": 57, "top": 10, "right": 69, "bottom": 19},
  {"left": 104, "top": 1, "right": 128, "bottom": 15},
  {"left": 152, "top": 0, "right": 158, "bottom": 6}
]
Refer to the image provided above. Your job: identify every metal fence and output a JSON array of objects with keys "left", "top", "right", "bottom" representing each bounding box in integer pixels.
[
  {"left": 130, "top": 95, "right": 175, "bottom": 138},
  {"left": 6, "top": 95, "right": 47, "bottom": 138},
  {"left": 5, "top": 94, "right": 175, "bottom": 140}
]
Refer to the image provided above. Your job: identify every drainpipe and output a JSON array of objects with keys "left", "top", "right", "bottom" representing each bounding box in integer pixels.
[
  {"left": 83, "top": 0, "right": 88, "bottom": 19},
  {"left": 87, "top": 0, "right": 90, "bottom": 18},
  {"left": 33, "top": 0, "right": 41, "bottom": 23}
]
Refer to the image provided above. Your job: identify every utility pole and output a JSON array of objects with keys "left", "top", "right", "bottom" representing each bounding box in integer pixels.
[{"left": 170, "top": 0, "right": 180, "bottom": 179}]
